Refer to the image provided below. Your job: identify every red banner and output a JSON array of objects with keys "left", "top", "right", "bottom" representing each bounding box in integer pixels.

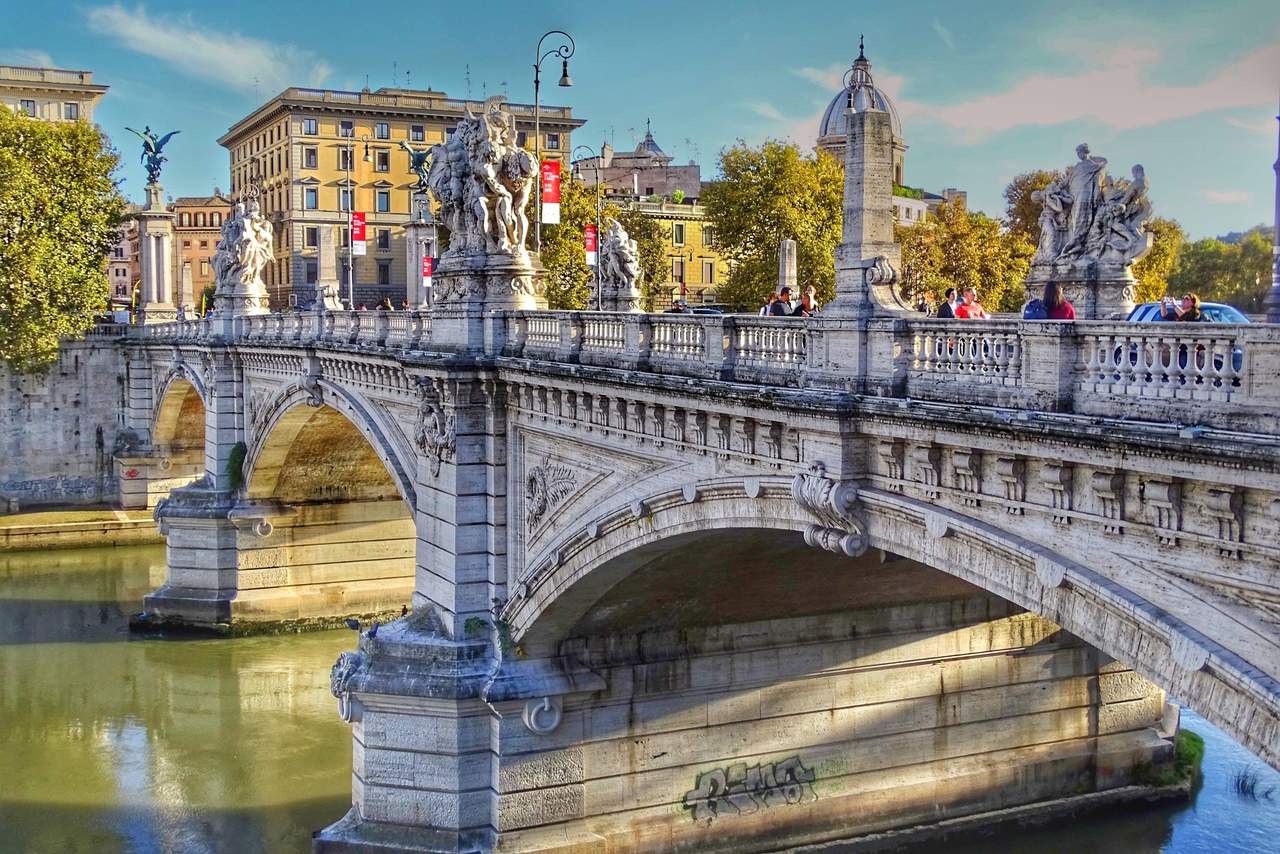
[
  {"left": 350, "top": 211, "right": 367, "bottom": 256},
  {"left": 541, "top": 160, "right": 561, "bottom": 225},
  {"left": 422, "top": 255, "right": 432, "bottom": 286},
  {"left": 584, "top": 224, "right": 598, "bottom": 266}
]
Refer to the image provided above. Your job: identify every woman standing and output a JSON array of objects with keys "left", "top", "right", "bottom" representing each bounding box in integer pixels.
[{"left": 1044, "top": 282, "right": 1075, "bottom": 320}]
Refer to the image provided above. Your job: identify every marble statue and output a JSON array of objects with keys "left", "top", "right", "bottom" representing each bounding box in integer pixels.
[
  {"left": 1032, "top": 145, "right": 1152, "bottom": 269},
  {"left": 125, "top": 125, "right": 180, "bottom": 185},
  {"left": 211, "top": 187, "right": 273, "bottom": 313},
  {"left": 427, "top": 96, "right": 535, "bottom": 258},
  {"left": 598, "top": 218, "right": 643, "bottom": 312}
]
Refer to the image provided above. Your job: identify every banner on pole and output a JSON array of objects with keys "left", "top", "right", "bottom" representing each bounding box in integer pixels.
[
  {"left": 422, "top": 255, "right": 433, "bottom": 288},
  {"left": 584, "top": 224, "right": 598, "bottom": 266},
  {"left": 350, "top": 211, "right": 367, "bottom": 256},
  {"left": 541, "top": 161, "right": 561, "bottom": 225}
]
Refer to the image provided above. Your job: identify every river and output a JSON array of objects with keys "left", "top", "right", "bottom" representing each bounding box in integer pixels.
[{"left": 0, "top": 543, "right": 1276, "bottom": 853}]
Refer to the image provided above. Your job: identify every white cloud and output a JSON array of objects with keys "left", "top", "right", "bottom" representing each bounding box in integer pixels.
[
  {"left": 85, "top": 4, "right": 331, "bottom": 94},
  {"left": 791, "top": 63, "right": 846, "bottom": 92},
  {"left": 0, "top": 48, "right": 56, "bottom": 67},
  {"left": 1203, "top": 190, "right": 1252, "bottom": 204},
  {"left": 922, "top": 41, "right": 1280, "bottom": 139},
  {"left": 1225, "top": 116, "right": 1276, "bottom": 135},
  {"left": 931, "top": 18, "right": 956, "bottom": 51},
  {"left": 748, "top": 101, "right": 788, "bottom": 122}
]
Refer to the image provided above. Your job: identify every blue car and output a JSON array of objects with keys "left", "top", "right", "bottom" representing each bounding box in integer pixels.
[{"left": 1123, "top": 301, "right": 1247, "bottom": 378}]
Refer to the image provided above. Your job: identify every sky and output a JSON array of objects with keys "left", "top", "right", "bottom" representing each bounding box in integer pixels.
[{"left": 3, "top": 0, "right": 1278, "bottom": 238}]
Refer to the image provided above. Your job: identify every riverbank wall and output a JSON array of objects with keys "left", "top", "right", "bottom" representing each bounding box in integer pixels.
[{"left": 1, "top": 335, "right": 126, "bottom": 511}]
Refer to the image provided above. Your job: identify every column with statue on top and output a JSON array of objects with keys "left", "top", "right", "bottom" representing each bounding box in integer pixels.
[{"left": 126, "top": 126, "right": 180, "bottom": 324}]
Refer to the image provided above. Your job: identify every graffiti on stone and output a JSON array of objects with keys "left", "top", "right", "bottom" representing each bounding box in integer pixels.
[
  {"left": 2, "top": 475, "right": 111, "bottom": 504},
  {"left": 681, "top": 756, "right": 817, "bottom": 825}
]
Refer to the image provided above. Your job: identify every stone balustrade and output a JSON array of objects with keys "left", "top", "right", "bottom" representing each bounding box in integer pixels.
[{"left": 125, "top": 311, "right": 1280, "bottom": 434}]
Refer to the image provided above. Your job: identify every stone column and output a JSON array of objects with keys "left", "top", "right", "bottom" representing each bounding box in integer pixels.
[
  {"left": 136, "top": 183, "right": 177, "bottom": 324},
  {"left": 778, "top": 238, "right": 797, "bottom": 294},
  {"left": 179, "top": 260, "right": 193, "bottom": 316},
  {"left": 1265, "top": 104, "right": 1280, "bottom": 323},
  {"left": 404, "top": 205, "right": 438, "bottom": 309}
]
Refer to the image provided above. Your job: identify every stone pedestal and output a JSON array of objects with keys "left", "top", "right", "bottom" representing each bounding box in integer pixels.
[
  {"left": 429, "top": 252, "right": 545, "bottom": 353},
  {"left": 599, "top": 283, "right": 642, "bottom": 313},
  {"left": 136, "top": 182, "right": 177, "bottom": 325},
  {"left": 404, "top": 213, "right": 438, "bottom": 310},
  {"left": 778, "top": 237, "right": 798, "bottom": 293},
  {"left": 1024, "top": 263, "right": 1138, "bottom": 320},
  {"left": 114, "top": 449, "right": 203, "bottom": 509},
  {"left": 316, "top": 224, "right": 345, "bottom": 311}
]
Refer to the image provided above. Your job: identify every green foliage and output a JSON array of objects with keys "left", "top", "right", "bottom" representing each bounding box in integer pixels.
[
  {"left": 0, "top": 105, "right": 126, "bottom": 370},
  {"left": 893, "top": 183, "right": 925, "bottom": 200},
  {"left": 1169, "top": 228, "right": 1274, "bottom": 312},
  {"left": 671, "top": 189, "right": 685, "bottom": 204},
  {"left": 610, "top": 205, "right": 668, "bottom": 312},
  {"left": 1003, "top": 169, "right": 1063, "bottom": 242},
  {"left": 538, "top": 178, "right": 599, "bottom": 309},
  {"left": 1137, "top": 728, "right": 1205, "bottom": 788},
  {"left": 702, "top": 141, "right": 843, "bottom": 311},
  {"left": 1132, "top": 218, "right": 1186, "bottom": 304},
  {"left": 199, "top": 284, "right": 217, "bottom": 317},
  {"left": 896, "top": 199, "right": 1032, "bottom": 313},
  {"left": 462, "top": 616, "right": 487, "bottom": 638},
  {"left": 226, "top": 442, "right": 248, "bottom": 492}
]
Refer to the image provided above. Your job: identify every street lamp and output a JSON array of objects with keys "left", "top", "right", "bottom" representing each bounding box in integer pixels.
[
  {"left": 572, "top": 143, "right": 602, "bottom": 310},
  {"left": 533, "top": 29, "right": 574, "bottom": 252},
  {"left": 343, "top": 132, "right": 371, "bottom": 308}
]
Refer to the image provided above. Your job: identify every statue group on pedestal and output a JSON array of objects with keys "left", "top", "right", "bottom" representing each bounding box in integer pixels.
[
  {"left": 600, "top": 217, "right": 642, "bottom": 298},
  {"left": 1032, "top": 144, "right": 1152, "bottom": 269},
  {"left": 426, "top": 96, "right": 536, "bottom": 257},
  {"left": 211, "top": 189, "right": 273, "bottom": 302},
  {"left": 125, "top": 125, "right": 180, "bottom": 185}
]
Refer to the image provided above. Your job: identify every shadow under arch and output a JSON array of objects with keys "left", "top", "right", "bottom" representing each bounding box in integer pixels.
[
  {"left": 244, "top": 381, "right": 415, "bottom": 512},
  {"left": 507, "top": 480, "right": 1279, "bottom": 769},
  {"left": 152, "top": 377, "right": 205, "bottom": 453}
]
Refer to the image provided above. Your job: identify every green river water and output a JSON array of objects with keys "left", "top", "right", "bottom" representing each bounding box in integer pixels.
[{"left": 1, "top": 543, "right": 1276, "bottom": 853}]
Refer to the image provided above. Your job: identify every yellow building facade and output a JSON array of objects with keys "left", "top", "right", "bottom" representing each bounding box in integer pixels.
[
  {"left": 171, "top": 192, "right": 233, "bottom": 309},
  {"left": 218, "top": 86, "right": 584, "bottom": 308},
  {"left": 0, "top": 65, "right": 108, "bottom": 124}
]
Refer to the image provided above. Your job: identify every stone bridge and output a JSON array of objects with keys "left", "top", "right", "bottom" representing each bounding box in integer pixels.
[{"left": 116, "top": 301, "right": 1280, "bottom": 851}]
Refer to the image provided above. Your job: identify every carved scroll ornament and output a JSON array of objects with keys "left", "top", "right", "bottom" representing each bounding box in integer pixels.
[{"left": 791, "top": 462, "right": 868, "bottom": 557}]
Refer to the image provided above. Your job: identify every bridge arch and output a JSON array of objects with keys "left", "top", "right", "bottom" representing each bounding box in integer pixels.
[
  {"left": 152, "top": 371, "right": 205, "bottom": 455},
  {"left": 244, "top": 380, "right": 415, "bottom": 511},
  {"left": 508, "top": 477, "right": 1278, "bottom": 768}
]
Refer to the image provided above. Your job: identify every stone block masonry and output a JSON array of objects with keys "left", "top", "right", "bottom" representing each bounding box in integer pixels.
[{"left": 0, "top": 337, "right": 125, "bottom": 511}]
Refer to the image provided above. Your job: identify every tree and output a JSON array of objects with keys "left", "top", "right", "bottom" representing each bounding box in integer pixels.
[
  {"left": 897, "top": 199, "right": 1032, "bottom": 313},
  {"left": 1169, "top": 228, "right": 1274, "bottom": 313},
  {"left": 1003, "top": 170, "right": 1062, "bottom": 242},
  {"left": 0, "top": 105, "right": 126, "bottom": 370},
  {"left": 1131, "top": 217, "right": 1185, "bottom": 303},
  {"left": 701, "top": 141, "right": 843, "bottom": 311},
  {"left": 538, "top": 177, "right": 599, "bottom": 309},
  {"left": 610, "top": 205, "right": 668, "bottom": 312}
]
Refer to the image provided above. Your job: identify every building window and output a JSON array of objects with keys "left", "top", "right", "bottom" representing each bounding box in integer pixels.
[
  {"left": 378, "top": 261, "right": 391, "bottom": 285},
  {"left": 303, "top": 118, "right": 318, "bottom": 135},
  {"left": 304, "top": 146, "right": 318, "bottom": 169},
  {"left": 375, "top": 122, "right": 390, "bottom": 139},
  {"left": 340, "top": 189, "right": 354, "bottom": 211},
  {"left": 672, "top": 259, "right": 685, "bottom": 282},
  {"left": 211, "top": 213, "right": 222, "bottom": 226},
  {"left": 305, "top": 227, "right": 319, "bottom": 248},
  {"left": 411, "top": 124, "right": 424, "bottom": 142},
  {"left": 304, "top": 188, "right": 318, "bottom": 209},
  {"left": 702, "top": 260, "right": 715, "bottom": 284},
  {"left": 703, "top": 226, "right": 715, "bottom": 247},
  {"left": 672, "top": 223, "right": 685, "bottom": 246},
  {"left": 338, "top": 148, "right": 353, "bottom": 170},
  {"left": 200, "top": 259, "right": 210, "bottom": 277},
  {"left": 645, "top": 186, "right": 654, "bottom": 196},
  {"left": 376, "top": 190, "right": 390, "bottom": 212},
  {"left": 182, "top": 240, "right": 191, "bottom": 249},
  {"left": 377, "top": 228, "right": 390, "bottom": 250},
  {"left": 180, "top": 213, "right": 191, "bottom": 226},
  {"left": 306, "top": 261, "right": 318, "bottom": 283},
  {"left": 516, "top": 130, "right": 528, "bottom": 147},
  {"left": 195, "top": 213, "right": 206, "bottom": 227},
  {"left": 63, "top": 102, "right": 79, "bottom": 120},
  {"left": 199, "top": 240, "right": 208, "bottom": 248},
  {"left": 18, "top": 99, "right": 35, "bottom": 115},
  {"left": 340, "top": 120, "right": 354, "bottom": 138},
  {"left": 375, "top": 150, "right": 390, "bottom": 172},
  {"left": 544, "top": 132, "right": 560, "bottom": 150},
  {"left": 341, "top": 227, "right": 350, "bottom": 248}
]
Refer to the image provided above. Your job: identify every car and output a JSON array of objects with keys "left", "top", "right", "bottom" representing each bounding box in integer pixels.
[
  {"left": 1121, "top": 301, "right": 1246, "bottom": 379},
  {"left": 1126, "top": 301, "right": 1250, "bottom": 324}
]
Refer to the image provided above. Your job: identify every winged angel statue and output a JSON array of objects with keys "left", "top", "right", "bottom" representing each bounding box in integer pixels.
[{"left": 125, "top": 125, "right": 180, "bottom": 184}]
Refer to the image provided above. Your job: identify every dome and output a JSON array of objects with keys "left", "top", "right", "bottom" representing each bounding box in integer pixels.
[
  {"left": 817, "top": 42, "right": 903, "bottom": 142},
  {"left": 634, "top": 119, "right": 669, "bottom": 160}
]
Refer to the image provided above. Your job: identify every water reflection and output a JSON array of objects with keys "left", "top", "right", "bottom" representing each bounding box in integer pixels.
[{"left": 0, "top": 545, "right": 352, "bottom": 854}]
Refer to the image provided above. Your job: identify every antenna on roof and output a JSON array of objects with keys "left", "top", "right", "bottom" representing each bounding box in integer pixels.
[
  {"left": 465, "top": 64, "right": 471, "bottom": 98},
  {"left": 392, "top": 60, "right": 397, "bottom": 88},
  {"left": 406, "top": 69, "right": 412, "bottom": 89},
  {"left": 500, "top": 80, "right": 508, "bottom": 96},
  {"left": 252, "top": 76, "right": 259, "bottom": 98}
]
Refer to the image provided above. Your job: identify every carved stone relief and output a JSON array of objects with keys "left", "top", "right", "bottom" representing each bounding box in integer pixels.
[
  {"left": 996, "top": 456, "right": 1025, "bottom": 514},
  {"left": 792, "top": 462, "right": 867, "bottom": 557},
  {"left": 1205, "top": 486, "right": 1244, "bottom": 559},
  {"left": 415, "top": 378, "right": 456, "bottom": 477},
  {"left": 525, "top": 457, "right": 576, "bottom": 528},
  {"left": 1144, "top": 478, "right": 1182, "bottom": 546},
  {"left": 1091, "top": 470, "right": 1125, "bottom": 535},
  {"left": 1041, "top": 463, "right": 1074, "bottom": 525}
]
